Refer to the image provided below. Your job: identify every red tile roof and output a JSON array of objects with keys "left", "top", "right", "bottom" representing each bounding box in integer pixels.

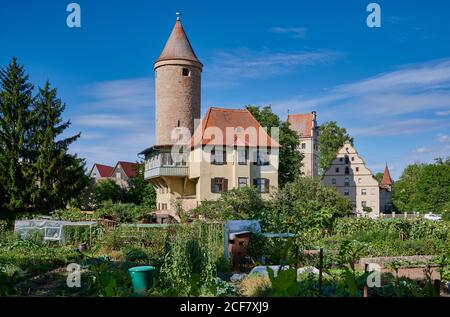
[
  {"left": 380, "top": 165, "right": 393, "bottom": 187},
  {"left": 190, "top": 107, "right": 281, "bottom": 148},
  {"left": 115, "top": 161, "right": 138, "bottom": 178},
  {"left": 288, "top": 113, "right": 315, "bottom": 138},
  {"left": 156, "top": 20, "right": 201, "bottom": 65},
  {"left": 92, "top": 164, "right": 114, "bottom": 178}
]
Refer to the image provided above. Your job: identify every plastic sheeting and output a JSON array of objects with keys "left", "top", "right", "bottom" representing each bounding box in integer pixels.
[{"left": 14, "top": 219, "right": 97, "bottom": 245}]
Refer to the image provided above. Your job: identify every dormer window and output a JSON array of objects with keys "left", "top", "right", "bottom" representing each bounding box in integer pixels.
[{"left": 182, "top": 68, "right": 190, "bottom": 77}]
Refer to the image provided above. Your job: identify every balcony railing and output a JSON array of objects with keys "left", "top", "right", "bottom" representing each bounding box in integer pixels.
[
  {"left": 144, "top": 165, "right": 188, "bottom": 179},
  {"left": 144, "top": 152, "right": 188, "bottom": 179}
]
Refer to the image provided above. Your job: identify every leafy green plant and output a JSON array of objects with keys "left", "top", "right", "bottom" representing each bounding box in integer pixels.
[
  {"left": 87, "top": 259, "right": 131, "bottom": 297},
  {"left": 159, "top": 227, "right": 217, "bottom": 296},
  {"left": 267, "top": 266, "right": 301, "bottom": 297},
  {"left": 94, "top": 201, "right": 148, "bottom": 223}
]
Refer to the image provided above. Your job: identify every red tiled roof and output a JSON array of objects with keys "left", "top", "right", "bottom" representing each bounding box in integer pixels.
[
  {"left": 92, "top": 164, "right": 114, "bottom": 178},
  {"left": 190, "top": 107, "right": 281, "bottom": 148},
  {"left": 288, "top": 113, "right": 315, "bottom": 138},
  {"left": 156, "top": 20, "right": 201, "bottom": 65},
  {"left": 380, "top": 165, "right": 393, "bottom": 187},
  {"left": 115, "top": 161, "right": 138, "bottom": 178}
]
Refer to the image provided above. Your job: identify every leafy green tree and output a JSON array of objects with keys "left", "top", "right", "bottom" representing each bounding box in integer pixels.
[
  {"left": 30, "top": 81, "right": 88, "bottom": 212},
  {"left": 318, "top": 121, "right": 353, "bottom": 176},
  {"left": 92, "top": 179, "right": 121, "bottom": 205},
  {"left": 0, "top": 58, "right": 34, "bottom": 212},
  {"left": 393, "top": 159, "right": 450, "bottom": 214},
  {"left": 246, "top": 105, "right": 303, "bottom": 187},
  {"left": 192, "top": 186, "right": 265, "bottom": 221},
  {"left": 392, "top": 163, "right": 426, "bottom": 213},
  {"left": 262, "top": 177, "right": 352, "bottom": 237},
  {"left": 414, "top": 158, "right": 450, "bottom": 214},
  {"left": 375, "top": 172, "right": 384, "bottom": 183},
  {"left": 125, "top": 162, "right": 156, "bottom": 209}
]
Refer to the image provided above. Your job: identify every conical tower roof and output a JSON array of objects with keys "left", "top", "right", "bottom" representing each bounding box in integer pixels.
[
  {"left": 156, "top": 19, "right": 201, "bottom": 65},
  {"left": 380, "top": 165, "right": 393, "bottom": 186}
]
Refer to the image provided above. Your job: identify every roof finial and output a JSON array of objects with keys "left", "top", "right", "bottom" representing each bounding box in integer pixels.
[{"left": 176, "top": 12, "right": 182, "bottom": 21}]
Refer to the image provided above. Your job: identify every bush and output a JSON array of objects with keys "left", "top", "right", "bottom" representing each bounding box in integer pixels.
[
  {"left": 0, "top": 220, "right": 7, "bottom": 237},
  {"left": 91, "top": 179, "right": 122, "bottom": 205},
  {"left": 192, "top": 187, "right": 265, "bottom": 221},
  {"left": 333, "top": 218, "right": 450, "bottom": 241},
  {"left": 121, "top": 246, "right": 150, "bottom": 263},
  {"left": 51, "top": 208, "right": 87, "bottom": 221},
  {"left": 94, "top": 201, "right": 150, "bottom": 223},
  {"left": 63, "top": 225, "right": 93, "bottom": 245}
]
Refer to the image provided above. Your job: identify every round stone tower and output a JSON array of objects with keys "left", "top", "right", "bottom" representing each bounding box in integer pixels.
[{"left": 154, "top": 14, "right": 203, "bottom": 146}]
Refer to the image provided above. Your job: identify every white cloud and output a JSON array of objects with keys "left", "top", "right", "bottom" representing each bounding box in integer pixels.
[
  {"left": 437, "top": 133, "right": 450, "bottom": 143},
  {"left": 412, "top": 147, "right": 431, "bottom": 154},
  {"left": 69, "top": 77, "right": 155, "bottom": 168},
  {"left": 204, "top": 48, "right": 341, "bottom": 87},
  {"left": 348, "top": 118, "right": 450, "bottom": 137},
  {"left": 268, "top": 58, "right": 450, "bottom": 137},
  {"left": 269, "top": 27, "right": 308, "bottom": 39},
  {"left": 74, "top": 114, "right": 147, "bottom": 129},
  {"left": 436, "top": 110, "right": 450, "bottom": 116},
  {"left": 80, "top": 77, "right": 153, "bottom": 109}
]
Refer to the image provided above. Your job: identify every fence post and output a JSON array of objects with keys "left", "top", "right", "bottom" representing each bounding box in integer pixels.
[
  {"left": 392, "top": 212, "right": 396, "bottom": 219},
  {"left": 434, "top": 280, "right": 441, "bottom": 297},
  {"left": 363, "top": 263, "right": 369, "bottom": 298}
]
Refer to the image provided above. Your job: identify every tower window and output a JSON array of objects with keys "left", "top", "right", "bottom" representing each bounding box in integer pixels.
[
  {"left": 177, "top": 120, "right": 180, "bottom": 127},
  {"left": 182, "top": 68, "right": 190, "bottom": 77}
]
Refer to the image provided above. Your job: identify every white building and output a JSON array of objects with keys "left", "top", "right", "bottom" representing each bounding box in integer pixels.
[{"left": 322, "top": 141, "right": 393, "bottom": 218}]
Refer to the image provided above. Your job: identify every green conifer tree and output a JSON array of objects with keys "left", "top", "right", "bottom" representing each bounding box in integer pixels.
[
  {"left": 0, "top": 58, "right": 34, "bottom": 211},
  {"left": 31, "top": 81, "right": 88, "bottom": 211}
]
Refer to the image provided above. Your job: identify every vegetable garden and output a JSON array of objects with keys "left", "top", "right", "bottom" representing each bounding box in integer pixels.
[{"left": 0, "top": 213, "right": 449, "bottom": 297}]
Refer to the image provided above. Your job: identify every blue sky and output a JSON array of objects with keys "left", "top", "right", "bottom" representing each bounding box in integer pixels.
[{"left": 1, "top": 0, "right": 450, "bottom": 179}]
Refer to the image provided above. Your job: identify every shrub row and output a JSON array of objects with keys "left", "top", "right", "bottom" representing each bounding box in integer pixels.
[{"left": 333, "top": 218, "right": 450, "bottom": 241}]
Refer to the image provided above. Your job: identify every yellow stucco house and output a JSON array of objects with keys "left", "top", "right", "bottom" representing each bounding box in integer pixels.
[{"left": 139, "top": 16, "right": 280, "bottom": 220}]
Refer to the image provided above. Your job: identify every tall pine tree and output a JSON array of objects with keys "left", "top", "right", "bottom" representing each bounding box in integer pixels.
[
  {"left": 0, "top": 58, "right": 34, "bottom": 211},
  {"left": 31, "top": 81, "right": 88, "bottom": 212}
]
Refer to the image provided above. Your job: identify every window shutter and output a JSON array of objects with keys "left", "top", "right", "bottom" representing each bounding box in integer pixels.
[
  {"left": 264, "top": 179, "right": 270, "bottom": 193},
  {"left": 211, "top": 178, "right": 215, "bottom": 193},
  {"left": 223, "top": 178, "right": 228, "bottom": 192},
  {"left": 223, "top": 149, "right": 227, "bottom": 164}
]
